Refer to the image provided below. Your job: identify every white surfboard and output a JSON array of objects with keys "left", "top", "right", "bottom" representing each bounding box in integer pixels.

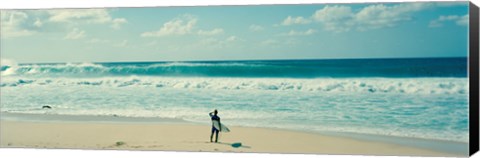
[{"left": 212, "top": 120, "right": 230, "bottom": 132}]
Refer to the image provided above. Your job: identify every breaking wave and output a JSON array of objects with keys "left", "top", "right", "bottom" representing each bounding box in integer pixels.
[
  {"left": 1, "top": 58, "right": 468, "bottom": 78},
  {"left": 0, "top": 77, "right": 468, "bottom": 94}
]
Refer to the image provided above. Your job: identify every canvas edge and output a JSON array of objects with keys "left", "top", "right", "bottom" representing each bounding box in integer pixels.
[{"left": 469, "top": 1, "right": 480, "bottom": 157}]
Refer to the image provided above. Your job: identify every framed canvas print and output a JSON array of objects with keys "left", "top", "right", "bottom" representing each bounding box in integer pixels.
[{"left": 1, "top": 0, "right": 479, "bottom": 157}]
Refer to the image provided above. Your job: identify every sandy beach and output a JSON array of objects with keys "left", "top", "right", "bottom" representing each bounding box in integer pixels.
[
  {"left": 1, "top": 2, "right": 472, "bottom": 158},
  {"left": 0, "top": 118, "right": 465, "bottom": 157}
]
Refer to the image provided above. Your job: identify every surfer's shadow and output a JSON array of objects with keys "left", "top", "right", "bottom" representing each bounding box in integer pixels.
[
  {"left": 195, "top": 141, "right": 251, "bottom": 149},
  {"left": 216, "top": 142, "right": 251, "bottom": 149}
]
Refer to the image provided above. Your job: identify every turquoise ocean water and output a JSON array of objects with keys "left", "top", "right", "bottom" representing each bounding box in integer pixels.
[{"left": 0, "top": 58, "right": 469, "bottom": 143}]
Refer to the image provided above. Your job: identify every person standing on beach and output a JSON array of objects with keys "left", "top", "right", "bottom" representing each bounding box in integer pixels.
[{"left": 209, "top": 109, "right": 221, "bottom": 143}]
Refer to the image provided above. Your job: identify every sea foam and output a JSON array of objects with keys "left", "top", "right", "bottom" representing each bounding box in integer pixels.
[{"left": 0, "top": 77, "right": 468, "bottom": 95}]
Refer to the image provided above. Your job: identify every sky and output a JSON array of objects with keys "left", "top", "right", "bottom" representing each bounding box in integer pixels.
[{"left": 0, "top": 1, "right": 470, "bottom": 63}]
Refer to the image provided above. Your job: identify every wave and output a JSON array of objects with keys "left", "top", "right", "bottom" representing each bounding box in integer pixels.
[
  {"left": 1, "top": 59, "right": 18, "bottom": 76},
  {"left": 1, "top": 58, "right": 468, "bottom": 78},
  {"left": 0, "top": 77, "right": 468, "bottom": 94},
  {"left": 1, "top": 62, "right": 296, "bottom": 78}
]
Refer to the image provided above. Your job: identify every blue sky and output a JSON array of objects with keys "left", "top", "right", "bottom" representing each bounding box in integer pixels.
[{"left": 0, "top": 2, "right": 470, "bottom": 63}]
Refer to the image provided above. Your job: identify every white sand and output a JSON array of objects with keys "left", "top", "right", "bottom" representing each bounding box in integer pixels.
[{"left": 0, "top": 120, "right": 462, "bottom": 157}]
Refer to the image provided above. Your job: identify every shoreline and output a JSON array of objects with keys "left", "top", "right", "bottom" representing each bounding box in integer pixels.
[{"left": 0, "top": 113, "right": 468, "bottom": 157}]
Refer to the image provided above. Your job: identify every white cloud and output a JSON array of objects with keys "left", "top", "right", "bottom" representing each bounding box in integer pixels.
[
  {"left": 429, "top": 15, "right": 458, "bottom": 27},
  {"left": 276, "top": 2, "right": 466, "bottom": 33},
  {"left": 313, "top": 5, "right": 353, "bottom": 21},
  {"left": 1, "top": 11, "right": 36, "bottom": 38},
  {"left": 429, "top": 14, "right": 469, "bottom": 27},
  {"left": 226, "top": 36, "right": 238, "bottom": 42},
  {"left": 196, "top": 36, "right": 240, "bottom": 49},
  {"left": 276, "top": 3, "right": 433, "bottom": 33},
  {"left": 282, "top": 29, "right": 317, "bottom": 36},
  {"left": 64, "top": 28, "right": 86, "bottom": 40},
  {"left": 33, "top": 18, "right": 43, "bottom": 27},
  {"left": 141, "top": 15, "right": 197, "bottom": 37},
  {"left": 111, "top": 18, "right": 127, "bottom": 30},
  {"left": 2, "top": 9, "right": 129, "bottom": 39},
  {"left": 197, "top": 28, "right": 224, "bottom": 36},
  {"left": 282, "top": 16, "right": 312, "bottom": 26},
  {"left": 48, "top": 9, "right": 127, "bottom": 29},
  {"left": 49, "top": 9, "right": 110, "bottom": 23},
  {"left": 456, "top": 15, "right": 469, "bottom": 26},
  {"left": 249, "top": 24, "right": 264, "bottom": 31},
  {"left": 312, "top": 5, "right": 354, "bottom": 32},
  {"left": 1, "top": 11, "right": 29, "bottom": 26},
  {"left": 353, "top": 3, "right": 429, "bottom": 31}
]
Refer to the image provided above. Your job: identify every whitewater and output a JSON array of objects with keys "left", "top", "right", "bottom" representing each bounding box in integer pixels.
[{"left": 0, "top": 58, "right": 469, "bottom": 143}]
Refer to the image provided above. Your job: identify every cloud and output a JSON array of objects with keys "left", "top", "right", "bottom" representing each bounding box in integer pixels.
[
  {"left": 226, "top": 36, "right": 238, "bottom": 42},
  {"left": 311, "top": 5, "right": 354, "bottom": 32},
  {"left": 197, "top": 28, "right": 224, "bottom": 36},
  {"left": 1, "top": 9, "right": 128, "bottom": 39},
  {"left": 111, "top": 18, "right": 127, "bottom": 30},
  {"left": 141, "top": 14, "right": 226, "bottom": 38},
  {"left": 48, "top": 9, "right": 111, "bottom": 23},
  {"left": 33, "top": 18, "right": 43, "bottom": 27},
  {"left": 277, "top": 3, "right": 437, "bottom": 33},
  {"left": 64, "top": 28, "right": 86, "bottom": 40},
  {"left": 282, "top": 16, "right": 312, "bottom": 26},
  {"left": 311, "top": 3, "right": 431, "bottom": 32},
  {"left": 47, "top": 9, "right": 128, "bottom": 29},
  {"left": 141, "top": 15, "right": 197, "bottom": 37},
  {"left": 1, "top": 11, "right": 36, "bottom": 38},
  {"left": 297, "top": 2, "right": 468, "bottom": 32},
  {"left": 353, "top": 3, "right": 430, "bottom": 31},
  {"left": 282, "top": 29, "right": 317, "bottom": 36},
  {"left": 456, "top": 15, "right": 469, "bottom": 26},
  {"left": 429, "top": 14, "right": 469, "bottom": 27},
  {"left": 249, "top": 24, "right": 264, "bottom": 31},
  {"left": 196, "top": 36, "right": 240, "bottom": 49}
]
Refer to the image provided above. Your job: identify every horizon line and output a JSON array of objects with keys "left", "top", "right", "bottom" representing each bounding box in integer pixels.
[{"left": 8, "top": 56, "right": 468, "bottom": 65}]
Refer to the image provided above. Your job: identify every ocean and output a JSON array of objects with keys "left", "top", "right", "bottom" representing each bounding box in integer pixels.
[{"left": 0, "top": 57, "right": 469, "bottom": 142}]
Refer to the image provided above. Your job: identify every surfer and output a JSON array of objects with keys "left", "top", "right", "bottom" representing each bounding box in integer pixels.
[{"left": 209, "top": 109, "right": 221, "bottom": 143}]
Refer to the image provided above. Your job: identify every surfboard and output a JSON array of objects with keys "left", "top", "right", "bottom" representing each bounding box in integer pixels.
[{"left": 212, "top": 120, "right": 230, "bottom": 132}]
